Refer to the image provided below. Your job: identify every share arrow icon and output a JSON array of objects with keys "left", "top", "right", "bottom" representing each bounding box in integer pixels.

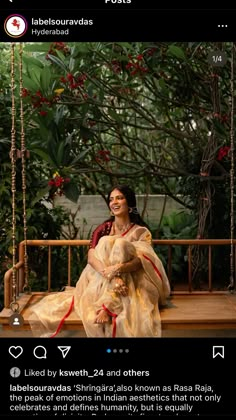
[{"left": 57, "top": 346, "right": 71, "bottom": 358}]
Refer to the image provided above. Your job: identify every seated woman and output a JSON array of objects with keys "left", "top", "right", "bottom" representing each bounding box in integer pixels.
[{"left": 29, "top": 184, "right": 170, "bottom": 338}]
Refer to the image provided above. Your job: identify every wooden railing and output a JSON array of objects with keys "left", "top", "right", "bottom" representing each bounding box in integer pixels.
[
  {"left": 3, "top": 239, "right": 236, "bottom": 308},
  {"left": 152, "top": 239, "right": 235, "bottom": 293}
]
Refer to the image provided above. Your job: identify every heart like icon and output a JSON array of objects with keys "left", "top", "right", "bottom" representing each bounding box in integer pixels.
[{"left": 9, "top": 346, "right": 23, "bottom": 359}]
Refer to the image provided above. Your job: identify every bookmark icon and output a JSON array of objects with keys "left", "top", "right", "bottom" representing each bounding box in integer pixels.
[{"left": 213, "top": 346, "right": 224, "bottom": 359}]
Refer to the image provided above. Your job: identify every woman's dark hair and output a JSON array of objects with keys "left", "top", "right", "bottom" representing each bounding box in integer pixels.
[{"left": 106, "top": 184, "right": 149, "bottom": 228}]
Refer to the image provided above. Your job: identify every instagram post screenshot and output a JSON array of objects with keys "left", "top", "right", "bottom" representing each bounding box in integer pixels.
[{"left": 0, "top": 1, "right": 236, "bottom": 417}]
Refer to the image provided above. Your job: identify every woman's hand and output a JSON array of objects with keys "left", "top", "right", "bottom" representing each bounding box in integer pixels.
[
  {"left": 100, "top": 264, "right": 121, "bottom": 281},
  {"left": 112, "top": 278, "right": 129, "bottom": 297}
]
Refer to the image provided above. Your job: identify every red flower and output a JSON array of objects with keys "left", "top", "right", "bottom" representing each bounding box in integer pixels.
[
  {"left": 39, "top": 110, "right": 48, "bottom": 116},
  {"left": 217, "top": 146, "right": 230, "bottom": 161},
  {"left": 67, "top": 73, "right": 74, "bottom": 82},
  {"left": 136, "top": 54, "right": 143, "bottom": 61},
  {"left": 48, "top": 172, "right": 70, "bottom": 197},
  {"left": 96, "top": 150, "right": 111, "bottom": 163},
  {"left": 21, "top": 88, "right": 30, "bottom": 97}
]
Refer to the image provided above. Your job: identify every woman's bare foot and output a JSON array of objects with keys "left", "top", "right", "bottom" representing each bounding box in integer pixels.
[{"left": 95, "top": 309, "right": 111, "bottom": 324}]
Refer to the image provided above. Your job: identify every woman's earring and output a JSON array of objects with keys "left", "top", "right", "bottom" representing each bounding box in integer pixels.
[
  {"left": 110, "top": 210, "right": 115, "bottom": 216},
  {"left": 129, "top": 207, "right": 139, "bottom": 214}
]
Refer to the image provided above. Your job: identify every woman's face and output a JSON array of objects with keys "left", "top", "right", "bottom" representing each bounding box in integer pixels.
[{"left": 109, "top": 189, "right": 129, "bottom": 217}]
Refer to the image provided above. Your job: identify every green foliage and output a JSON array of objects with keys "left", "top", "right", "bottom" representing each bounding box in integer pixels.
[
  {"left": 152, "top": 211, "right": 197, "bottom": 289},
  {"left": 11, "top": 41, "right": 234, "bottom": 210}
]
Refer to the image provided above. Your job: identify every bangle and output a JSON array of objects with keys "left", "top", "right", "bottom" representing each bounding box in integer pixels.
[
  {"left": 116, "top": 263, "right": 122, "bottom": 276},
  {"left": 101, "top": 265, "right": 122, "bottom": 280}
]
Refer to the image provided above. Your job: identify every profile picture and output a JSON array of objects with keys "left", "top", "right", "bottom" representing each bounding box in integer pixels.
[{"left": 4, "top": 14, "right": 28, "bottom": 38}]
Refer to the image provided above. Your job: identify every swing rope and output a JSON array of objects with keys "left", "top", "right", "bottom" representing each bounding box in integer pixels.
[
  {"left": 228, "top": 43, "right": 235, "bottom": 291},
  {"left": 19, "top": 43, "right": 29, "bottom": 293},
  {"left": 10, "top": 43, "right": 18, "bottom": 313},
  {"left": 10, "top": 42, "right": 30, "bottom": 313}
]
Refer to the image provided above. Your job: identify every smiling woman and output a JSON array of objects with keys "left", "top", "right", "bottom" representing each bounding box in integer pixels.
[{"left": 28, "top": 184, "right": 170, "bottom": 338}]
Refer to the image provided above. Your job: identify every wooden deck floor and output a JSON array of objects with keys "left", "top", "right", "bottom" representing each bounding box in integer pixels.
[{"left": 1, "top": 292, "right": 236, "bottom": 337}]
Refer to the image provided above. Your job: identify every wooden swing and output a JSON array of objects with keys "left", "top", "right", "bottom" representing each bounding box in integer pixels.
[{"left": 1, "top": 43, "right": 236, "bottom": 337}]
